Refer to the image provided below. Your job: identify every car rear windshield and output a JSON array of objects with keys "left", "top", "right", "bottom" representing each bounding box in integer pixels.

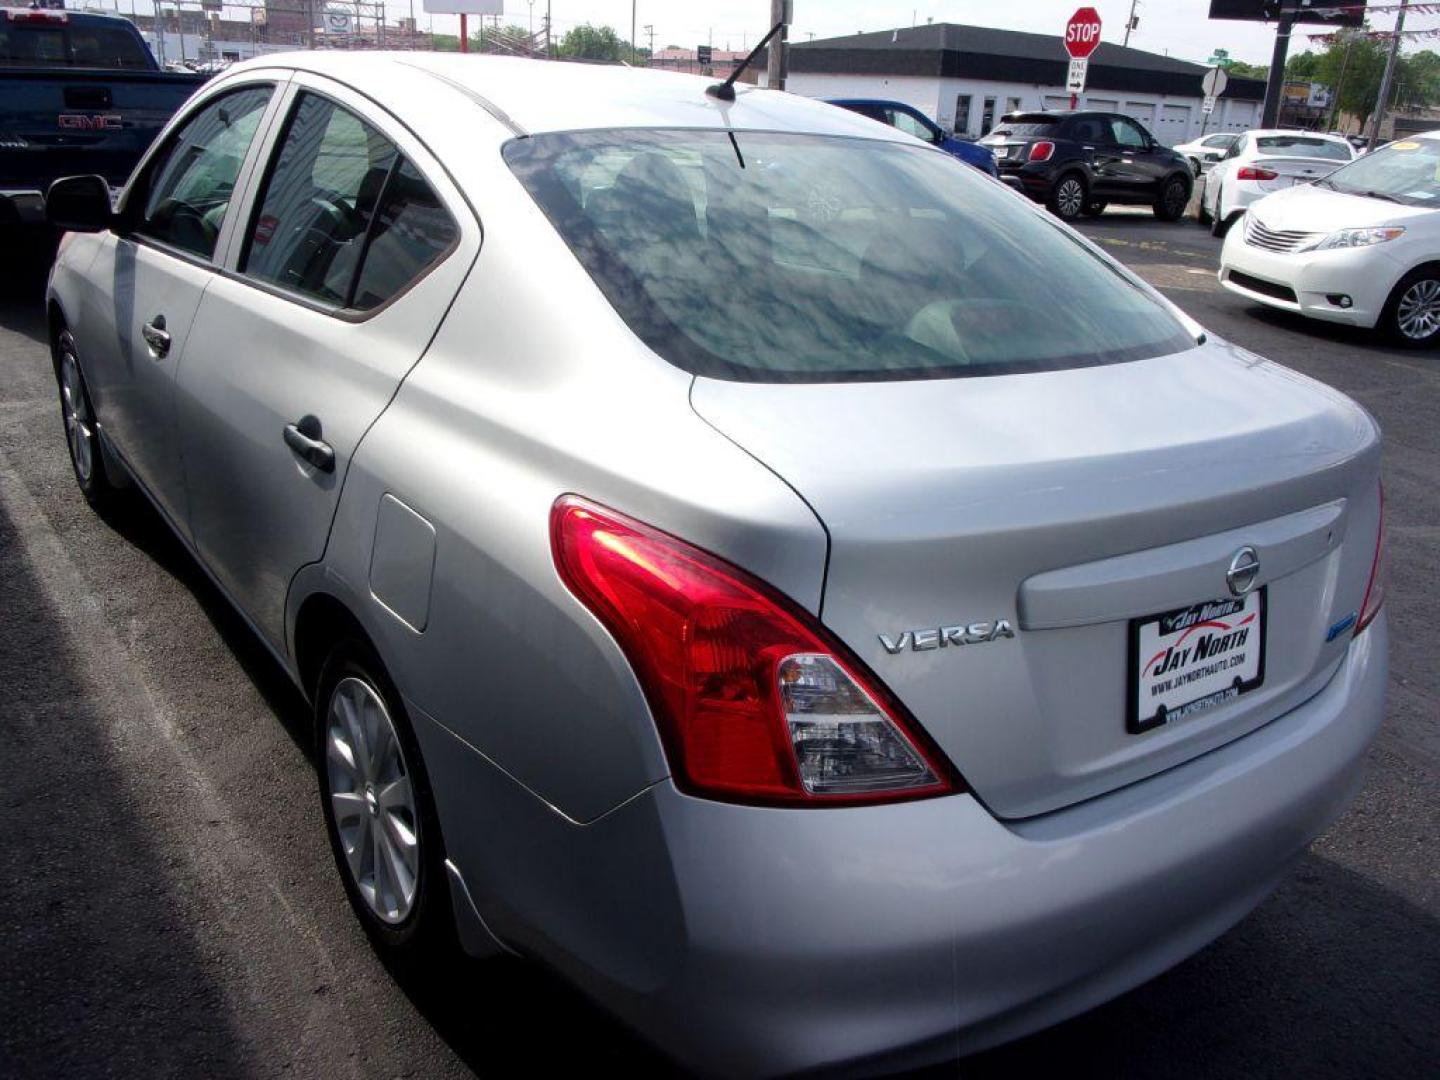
[
  {"left": 1319, "top": 137, "right": 1440, "bottom": 206},
  {"left": 1255, "top": 135, "right": 1351, "bottom": 161},
  {"left": 988, "top": 117, "right": 1059, "bottom": 138},
  {"left": 0, "top": 21, "right": 151, "bottom": 69},
  {"left": 504, "top": 129, "right": 1194, "bottom": 382}
]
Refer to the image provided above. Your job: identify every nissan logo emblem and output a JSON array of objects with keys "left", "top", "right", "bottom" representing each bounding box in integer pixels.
[{"left": 1226, "top": 546, "right": 1260, "bottom": 597}]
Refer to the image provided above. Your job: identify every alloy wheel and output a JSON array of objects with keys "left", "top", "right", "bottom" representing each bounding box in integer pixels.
[
  {"left": 325, "top": 676, "right": 421, "bottom": 924},
  {"left": 58, "top": 334, "right": 94, "bottom": 484},
  {"left": 1057, "top": 178, "right": 1084, "bottom": 217},
  {"left": 1396, "top": 278, "right": 1440, "bottom": 341}
]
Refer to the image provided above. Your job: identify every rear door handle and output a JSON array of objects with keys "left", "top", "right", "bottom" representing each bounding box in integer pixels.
[
  {"left": 141, "top": 315, "right": 170, "bottom": 359},
  {"left": 283, "top": 416, "right": 335, "bottom": 473}
]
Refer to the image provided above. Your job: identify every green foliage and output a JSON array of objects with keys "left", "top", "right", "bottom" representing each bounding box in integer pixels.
[
  {"left": 1286, "top": 51, "right": 1320, "bottom": 79},
  {"left": 558, "top": 23, "right": 626, "bottom": 62},
  {"left": 1223, "top": 60, "right": 1270, "bottom": 81},
  {"left": 1316, "top": 30, "right": 1391, "bottom": 129},
  {"left": 1397, "top": 49, "right": 1440, "bottom": 110}
]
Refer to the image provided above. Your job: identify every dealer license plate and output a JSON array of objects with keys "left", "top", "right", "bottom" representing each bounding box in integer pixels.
[{"left": 1127, "top": 589, "right": 1266, "bottom": 734}]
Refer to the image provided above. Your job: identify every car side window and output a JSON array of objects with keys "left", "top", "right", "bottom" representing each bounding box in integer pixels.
[
  {"left": 136, "top": 86, "right": 273, "bottom": 259},
  {"left": 1111, "top": 118, "right": 1148, "bottom": 150},
  {"left": 1069, "top": 117, "right": 1105, "bottom": 144},
  {"left": 887, "top": 108, "right": 934, "bottom": 143},
  {"left": 241, "top": 91, "right": 456, "bottom": 311},
  {"left": 350, "top": 159, "right": 459, "bottom": 311}
]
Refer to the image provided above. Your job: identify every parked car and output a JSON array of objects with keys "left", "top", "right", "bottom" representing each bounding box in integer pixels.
[
  {"left": 980, "top": 110, "right": 1193, "bottom": 221},
  {"left": 1200, "top": 129, "right": 1356, "bottom": 237},
  {"left": 828, "top": 98, "right": 998, "bottom": 175},
  {"left": 46, "top": 53, "right": 1387, "bottom": 1077},
  {"left": 1219, "top": 130, "right": 1440, "bottom": 346},
  {"left": 0, "top": 6, "right": 202, "bottom": 229},
  {"left": 1174, "top": 131, "right": 1239, "bottom": 174}
]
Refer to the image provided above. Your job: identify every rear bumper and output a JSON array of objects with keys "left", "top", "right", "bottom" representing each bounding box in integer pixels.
[
  {"left": 1219, "top": 228, "right": 1402, "bottom": 327},
  {"left": 422, "top": 619, "right": 1386, "bottom": 1077}
]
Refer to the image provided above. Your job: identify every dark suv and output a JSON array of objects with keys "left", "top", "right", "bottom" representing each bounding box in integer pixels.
[{"left": 981, "top": 111, "right": 1193, "bottom": 222}]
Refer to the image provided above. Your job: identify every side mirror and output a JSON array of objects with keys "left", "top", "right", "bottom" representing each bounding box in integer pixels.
[{"left": 46, "top": 175, "right": 114, "bottom": 233}]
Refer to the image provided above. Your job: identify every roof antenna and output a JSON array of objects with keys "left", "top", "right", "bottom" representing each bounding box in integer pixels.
[{"left": 706, "top": 7, "right": 790, "bottom": 101}]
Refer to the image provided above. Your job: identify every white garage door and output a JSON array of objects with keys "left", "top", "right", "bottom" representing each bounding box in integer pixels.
[
  {"left": 1161, "top": 104, "right": 1192, "bottom": 143},
  {"left": 1125, "top": 101, "right": 1156, "bottom": 127}
]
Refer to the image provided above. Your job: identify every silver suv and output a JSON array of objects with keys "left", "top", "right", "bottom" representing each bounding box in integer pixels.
[{"left": 45, "top": 53, "right": 1388, "bottom": 1076}]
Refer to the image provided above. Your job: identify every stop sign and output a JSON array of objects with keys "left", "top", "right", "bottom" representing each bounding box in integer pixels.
[{"left": 1065, "top": 7, "right": 1103, "bottom": 59}]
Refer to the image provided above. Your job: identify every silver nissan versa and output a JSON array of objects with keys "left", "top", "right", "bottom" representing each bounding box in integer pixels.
[{"left": 45, "top": 53, "right": 1388, "bottom": 1077}]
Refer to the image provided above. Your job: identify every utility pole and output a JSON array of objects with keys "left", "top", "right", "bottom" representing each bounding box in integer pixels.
[
  {"left": 1123, "top": 0, "right": 1139, "bottom": 48},
  {"left": 1328, "top": 30, "right": 1355, "bottom": 132},
  {"left": 644, "top": 23, "right": 654, "bottom": 61},
  {"left": 1369, "top": 0, "right": 1409, "bottom": 150},
  {"left": 545, "top": 0, "right": 551, "bottom": 57},
  {"left": 766, "top": 0, "right": 789, "bottom": 90},
  {"left": 631, "top": 0, "right": 636, "bottom": 65},
  {"left": 1259, "top": 0, "right": 1297, "bottom": 129}
]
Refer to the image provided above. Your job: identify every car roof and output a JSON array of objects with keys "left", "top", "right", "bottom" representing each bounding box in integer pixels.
[
  {"left": 1244, "top": 129, "right": 1350, "bottom": 141},
  {"left": 225, "top": 51, "right": 911, "bottom": 142}
]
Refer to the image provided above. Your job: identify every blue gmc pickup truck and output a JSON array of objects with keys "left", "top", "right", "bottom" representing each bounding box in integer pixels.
[{"left": 1, "top": 6, "right": 201, "bottom": 228}]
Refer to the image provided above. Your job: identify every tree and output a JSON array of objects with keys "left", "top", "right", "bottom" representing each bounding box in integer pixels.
[
  {"left": 1315, "top": 30, "right": 1390, "bottom": 132},
  {"left": 1397, "top": 50, "right": 1440, "bottom": 110},
  {"left": 1286, "top": 51, "right": 1320, "bottom": 79},
  {"left": 558, "top": 23, "right": 625, "bottom": 62},
  {"left": 1224, "top": 60, "right": 1270, "bottom": 80}
]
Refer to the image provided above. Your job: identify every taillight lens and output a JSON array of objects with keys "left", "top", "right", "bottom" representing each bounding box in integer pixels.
[
  {"left": 1028, "top": 140, "right": 1055, "bottom": 162},
  {"left": 1237, "top": 165, "right": 1279, "bottom": 181},
  {"left": 1356, "top": 484, "right": 1387, "bottom": 635},
  {"left": 551, "top": 496, "right": 958, "bottom": 806}
]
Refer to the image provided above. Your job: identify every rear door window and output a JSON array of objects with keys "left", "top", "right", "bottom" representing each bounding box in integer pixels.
[
  {"left": 1111, "top": 118, "right": 1149, "bottom": 149},
  {"left": 241, "top": 92, "right": 457, "bottom": 310},
  {"left": 136, "top": 86, "right": 273, "bottom": 259}
]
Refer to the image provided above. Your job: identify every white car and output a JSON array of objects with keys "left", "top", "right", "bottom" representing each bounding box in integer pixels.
[
  {"left": 1174, "top": 132, "right": 1239, "bottom": 174},
  {"left": 1201, "top": 130, "right": 1356, "bottom": 236},
  {"left": 1219, "top": 131, "right": 1440, "bottom": 345}
]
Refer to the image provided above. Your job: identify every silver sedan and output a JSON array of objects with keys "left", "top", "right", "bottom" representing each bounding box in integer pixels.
[{"left": 45, "top": 52, "right": 1388, "bottom": 1076}]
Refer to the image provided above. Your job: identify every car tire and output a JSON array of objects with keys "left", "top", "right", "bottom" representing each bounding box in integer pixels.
[
  {"left": 1081, "top": 200, "right": 1108, "bottom": 217},
  {"left": 54, "top": 327, "right": 122, "bottom": 512},
  {"left": 1196, "top": 197, "right": 1213, "bottom": 226},
  {"left": 1047, "top": 173, "right": 1088, "bottom": 221},
  {"left": 1210, "top": 185, "right": 1233, "bottom": 237},
  {"left": 315, "top": 636, "right": 455, "bottom": 967},
  {"left": 1381, "top": 267, "right": 1440, "bottom": 348},
  {"left": 1153, "top": 175, "right": 1190, "bottom": 221}
]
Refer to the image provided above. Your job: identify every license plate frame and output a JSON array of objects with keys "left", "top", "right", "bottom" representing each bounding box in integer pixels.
[{"left": 1126, "top": 589, "right": 1267, "bottom": 735}]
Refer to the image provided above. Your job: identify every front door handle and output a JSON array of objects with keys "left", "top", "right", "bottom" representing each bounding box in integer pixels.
[
  {"left": 283, "top": 415, "right": 335, "bottom": 473},
  {"left": 141, "top": 315, "right": 170, "bottom": 359}
]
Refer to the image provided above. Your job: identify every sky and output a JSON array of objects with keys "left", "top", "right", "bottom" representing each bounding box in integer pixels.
[{"left": 410, "top": 1, "right": 1434, "bottom": 67}]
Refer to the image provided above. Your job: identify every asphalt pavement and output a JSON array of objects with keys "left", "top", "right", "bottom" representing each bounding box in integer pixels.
[{"left": 1, "top": 217, "right": 1436, "bottom": 1079}]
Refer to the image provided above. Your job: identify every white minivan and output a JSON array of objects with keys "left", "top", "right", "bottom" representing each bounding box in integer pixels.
[{"left": 1219, "top": 131, "right": 1440, "bottom": 346}]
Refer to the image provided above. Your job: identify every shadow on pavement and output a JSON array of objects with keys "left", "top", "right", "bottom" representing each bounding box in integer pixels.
[{"left": 0, "top": 495, "right": 252, "bottom": 1079}]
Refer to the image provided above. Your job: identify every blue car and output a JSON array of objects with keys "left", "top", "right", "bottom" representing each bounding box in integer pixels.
[{"left": 828, "top": 98, "right": 998, "bottom": 176}]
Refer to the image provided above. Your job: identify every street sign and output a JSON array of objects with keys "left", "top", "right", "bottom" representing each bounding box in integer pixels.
[
  {"left": 1202, "top": 96, "right": 1217, "bottom": 115},
  {"left": 1067, "top": 57, "right": 1090, "bottom": 95},
  {"left": 1065, "top": 7, "right": 1103, "bottom": 60},
  {"left": 697, "top": 44, "right": 712, "bottom": 65},
  {"left": 1202, "top": 65, "right": 1229, "bottom": 98}
]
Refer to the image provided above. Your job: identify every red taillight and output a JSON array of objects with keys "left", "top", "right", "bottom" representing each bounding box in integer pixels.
[
  {"left": 3, "top": 9, "right": 69, "bottom": 21},
  {"left": 1356, "top": 484, "right": 1387, "bottom": 635},
  {"left": 1236, "top": 165, "right": 1279, "bottom": 181},
  {"left": 551, "top": 496, "right": 959, "bottom": 806},
  {"left": 1028, "top": 140, "right": 1055, "bottom": 163}
]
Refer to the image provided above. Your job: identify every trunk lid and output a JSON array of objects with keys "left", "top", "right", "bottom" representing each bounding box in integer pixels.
[
  {"left": 692, "top": 341, "right": 1382, "bottom": 819},
  {"left": 1250, "top": 155, "right": 1347, "bottom": 194}
]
